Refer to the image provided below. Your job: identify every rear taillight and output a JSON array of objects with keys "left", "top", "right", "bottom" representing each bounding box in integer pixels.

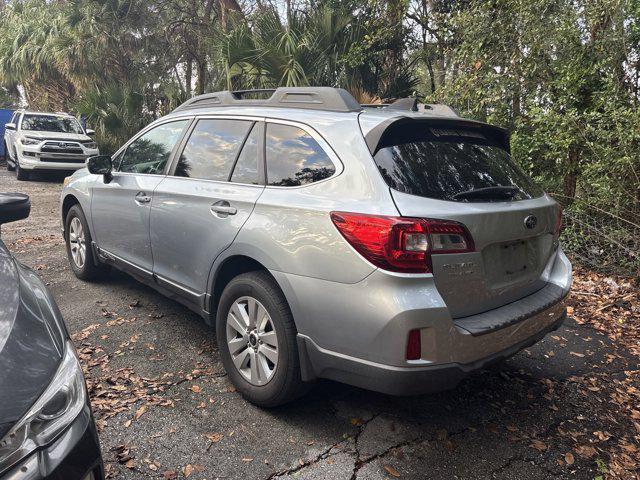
[
  {"left": 554, "top": 206, "right": 563, "bottom": 236},
  {"left": 330, "top": 212, "right": 475, "bottom": 273}
]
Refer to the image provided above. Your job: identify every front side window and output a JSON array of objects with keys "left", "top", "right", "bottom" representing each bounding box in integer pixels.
[
  {"left": 118, "top": 120, "right": 189, "bottom": 174},
  {"left": 174, "top": 119, "right": 252, "bottom": 181},
  {"left": 20, "top": 114, "right": 84, "bottom": 134},
  {"left": 265, "top": 123, "right": 335, "bottom": 186}
]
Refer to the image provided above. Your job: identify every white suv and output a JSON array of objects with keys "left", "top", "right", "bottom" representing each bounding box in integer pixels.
[{"left": 3, "top": 110, "right": 99, "bottom": 180}]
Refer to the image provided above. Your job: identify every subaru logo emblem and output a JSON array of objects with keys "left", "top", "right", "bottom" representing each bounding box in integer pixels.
[{"left": 524, "top": 215, "right": 537, "bottom": 230}]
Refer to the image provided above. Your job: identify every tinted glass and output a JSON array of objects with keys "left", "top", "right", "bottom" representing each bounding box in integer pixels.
[
  {"left": 119, "top": 120, "right": 189, "bottom": 174},
  {"left": 21, "top": 114, "right": 83, "bottom": 134},
  {"left": 175, "top": 119, "right": 252, "bottom": 181},
  {"left": 373, "top": 125, "right": 543, "bottom": 202},
  {"left": 231, "top": 124, "right": 259, "bottom": 185},
  {"left": 266, "top": 124, "right": 335, "bottom": 186}
]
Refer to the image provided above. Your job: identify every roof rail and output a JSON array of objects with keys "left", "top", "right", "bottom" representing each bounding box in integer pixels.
[
  {"left": 173, "top": 87, "right": 361, "bottom": 113},
  {"left": 361, "top": 99, "right": 458, "bottom": 117},
  {"left": 387, "top": 98, "right": 419, "bottom": 112}
]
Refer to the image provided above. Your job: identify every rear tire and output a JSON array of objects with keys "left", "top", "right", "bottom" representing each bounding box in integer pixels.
[
  {"left": 65, "top": 205, "right": 107, "bottom": 281},
  {"left": 216, "top": 271, "right": 307, "bottom": 407}
]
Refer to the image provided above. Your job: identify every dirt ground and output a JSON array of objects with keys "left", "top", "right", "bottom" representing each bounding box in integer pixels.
[{"left": 1, "top": 166, "right": 638, "bottom": 480}]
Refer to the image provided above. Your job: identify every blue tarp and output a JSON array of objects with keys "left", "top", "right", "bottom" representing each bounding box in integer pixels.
[{"left": 0, "top": 109, "right": 14, "bottom": 157}]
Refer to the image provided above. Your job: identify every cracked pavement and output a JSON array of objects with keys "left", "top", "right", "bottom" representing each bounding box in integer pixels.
[{"left": 1, "top": 168, "right": 638, "bottom": 479}]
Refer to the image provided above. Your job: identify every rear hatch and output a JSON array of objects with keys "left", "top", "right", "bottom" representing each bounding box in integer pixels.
[{"left": 367, "top": 117, "right": 560, "bottom": 318}]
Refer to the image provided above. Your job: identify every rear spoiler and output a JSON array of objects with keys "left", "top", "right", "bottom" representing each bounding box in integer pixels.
[{"left": 363, "top": 115, "right": 511, "bottom": 156}]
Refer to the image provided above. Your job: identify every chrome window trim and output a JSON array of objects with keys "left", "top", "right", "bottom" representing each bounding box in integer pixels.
[{"left": 157, "top": 174, "right": 265, "bottom": 189}]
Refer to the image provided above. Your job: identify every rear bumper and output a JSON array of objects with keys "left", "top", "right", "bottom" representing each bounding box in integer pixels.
[
  {"left": 1, "top": 406, "right": 104, "bottom": 480},
  {"left": 274, "top": 247, "right": 571, "bottom": 395},
  {"left": 297, "top": 305, "right": 566, "bottom": 396}
]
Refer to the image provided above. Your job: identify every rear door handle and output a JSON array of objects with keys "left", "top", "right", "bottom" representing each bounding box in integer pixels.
[
  {"left": 210, "top": 200, "right": 237, "bottom": 217},
  {"left": 135, "top": 192, "right": 152, "bottom": 205}
]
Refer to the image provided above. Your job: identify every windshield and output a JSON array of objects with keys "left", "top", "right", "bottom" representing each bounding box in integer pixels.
[
  {"left": 20, "top": 114, "right": 84, "bottom": 134},
  {"left": 373, "top": 124, "right": 543, "bottom": 202}
]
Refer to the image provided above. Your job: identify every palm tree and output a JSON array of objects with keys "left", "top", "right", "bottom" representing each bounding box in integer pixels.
[{"left": 216, "top": 5, "right": 417, "bottom": 99}]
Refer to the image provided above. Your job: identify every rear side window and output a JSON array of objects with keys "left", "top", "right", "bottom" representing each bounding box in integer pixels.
[
  {"left": 119, "top": 120, "right": 189, "bottom": 174},
  {"left": 175, "top": 119, "right": 252, "bottom": 181},
  {"left": 266, "top": 123, "right": 335, "bottom": 186},
  {"left": 373, "top": 124, "right": 543, "bottom": 202}
]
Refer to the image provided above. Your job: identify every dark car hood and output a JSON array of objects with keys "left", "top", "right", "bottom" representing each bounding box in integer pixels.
[{"left": 0, "top": 240, "right": 66, "bottom": 439}]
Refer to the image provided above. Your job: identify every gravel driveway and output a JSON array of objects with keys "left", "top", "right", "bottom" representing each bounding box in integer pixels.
[{"left": 1, "top": 166, "right": 638, "bottom": 480}]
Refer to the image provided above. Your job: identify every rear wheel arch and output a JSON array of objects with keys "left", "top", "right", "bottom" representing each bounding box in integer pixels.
[{"left": 210, "top": 255, "right": 277, "bottom": 320}]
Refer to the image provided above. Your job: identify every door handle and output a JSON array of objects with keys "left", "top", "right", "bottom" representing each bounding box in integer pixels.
[
  {"left": 134, "top": 192, "right": 152, "bottom": 205},
  {"left": 210, "top": 200, "right": 237, "bottom": 217}
]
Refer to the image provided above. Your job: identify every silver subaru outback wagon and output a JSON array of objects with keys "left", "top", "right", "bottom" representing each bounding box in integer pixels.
[{"left": 60, "top": 87, "right": 571, "bottom": 407}]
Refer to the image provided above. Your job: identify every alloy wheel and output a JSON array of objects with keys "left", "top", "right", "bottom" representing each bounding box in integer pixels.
[
  {"left": 226, "top": 295, "right": 279, "bottom": 386},
  {"left": 68, "top": 217, "right": 86, "bottom": 269}
]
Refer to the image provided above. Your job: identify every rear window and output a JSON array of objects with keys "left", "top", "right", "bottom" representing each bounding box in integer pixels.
[{"left": 373, "top": 124, "right": 543, "bottom": 202}]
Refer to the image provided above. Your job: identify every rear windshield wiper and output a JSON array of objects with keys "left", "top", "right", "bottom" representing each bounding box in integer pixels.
[{"left": 452, "top": 185, "right": 521, "bottom": 201}]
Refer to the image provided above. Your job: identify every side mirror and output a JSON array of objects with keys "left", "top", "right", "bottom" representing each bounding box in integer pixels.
[
  {"left": 5, "top": 123, "right": 16, "bottom": 131},
  {"left": 87, "top": 155, "right": 112, "bottom": 182},
  {"left": 0, "top": 193, "right": 30, "bottom": 227},
  {"left": 85, "top": 128, "right": 95, "bottom": 135}
]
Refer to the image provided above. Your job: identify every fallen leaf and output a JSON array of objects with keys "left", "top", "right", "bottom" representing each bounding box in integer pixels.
[
  {"left": 564, "top": 452, "right": 575, "bottom": 465},
  {"left": 134, "top": 405, "right": 147, "bottom": 421},
  {"left": 383, "top": 465, "right": 401, "bottom": 477},
  {"left": 205, "top": 433, "right": 223, "bottom": 443},
  {"left": 575, "top": 445, "right": 597, "bottom": 458},
  {"left": 190, "top": 385, "right": 202, "bottom": 393},
  {"left": 531, "top": 439, "right": 547, "bottom": 452},
  {"left": 570, "top": 351, "right": 585, "bottom": 358},
  {"left": 183, "top": 464, "right": 193, "bottom": 477}
]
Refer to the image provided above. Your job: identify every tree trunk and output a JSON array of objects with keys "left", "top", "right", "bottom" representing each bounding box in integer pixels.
[
  {"left": 185, "top": 58, "right": 192, "bottom": 96},
  {"left": 563, "top": 145, "right": 580, "bottom": 202},
  {"left": 196, "top": 61, "right": 206, "bottom": 95}
]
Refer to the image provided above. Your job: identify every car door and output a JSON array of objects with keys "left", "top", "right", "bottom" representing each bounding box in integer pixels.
[
  {"left": 90, "top": 118, "right": 191, "bottom": 274},
  {"left": 150, "top": 117, "right": 265, "bottom": 305}
]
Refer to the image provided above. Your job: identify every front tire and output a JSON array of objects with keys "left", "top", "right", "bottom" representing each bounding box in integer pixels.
[
  {"left": 216, "top": 271, "right": 306, "bottom": 407},
  {"left": 65, "top": 205, "right": 107, "bottom": 280},
  {"left": 4, "top": 143, "right": 15, "bottom": 171},
  {"left": 15, "top": 155, "right": 29, "bottom": 180}
]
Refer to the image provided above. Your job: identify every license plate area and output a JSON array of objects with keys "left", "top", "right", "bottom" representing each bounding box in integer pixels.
[
  {"left": 483, "top": 238, "right": 538, "bottom": 287},
  {"left": 501, "top": 240, "right": 529, "bottom": 276}
]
